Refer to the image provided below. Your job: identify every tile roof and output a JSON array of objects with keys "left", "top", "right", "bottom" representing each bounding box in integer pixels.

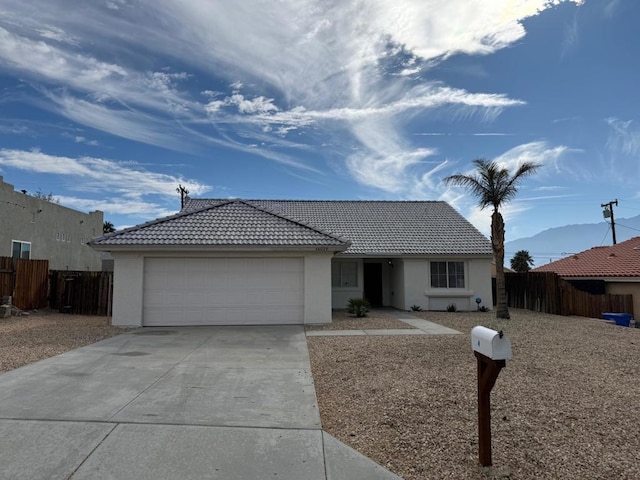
[
  {"left": 91, "top": 200, "right": 349, "bottom": 248},
  {"left": 533, "top": 236, "right": 640, "bottom": 278},
  {"left": 183, "top": 199, "right": 492, "bottom": 256}
]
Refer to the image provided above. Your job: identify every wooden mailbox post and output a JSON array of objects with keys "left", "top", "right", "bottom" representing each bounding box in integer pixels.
[{"left": 471, "top": 326, "right": 511, "bottom": 467}]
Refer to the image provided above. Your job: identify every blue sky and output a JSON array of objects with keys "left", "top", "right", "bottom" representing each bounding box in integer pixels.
[{"left": 1, "top": 0, "right": 638, "bottom": 257}]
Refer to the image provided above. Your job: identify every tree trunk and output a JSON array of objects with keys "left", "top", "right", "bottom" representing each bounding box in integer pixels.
[{"left": 492, "top": 210, "right": 510, "bottom": 319}]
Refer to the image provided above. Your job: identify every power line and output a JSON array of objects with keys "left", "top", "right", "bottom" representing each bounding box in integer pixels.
[
  {"left": 616, "top": 222, "right": 640, "bottom": 233},
  {"left": 599, "top": 223, "right": 612, "bottom": 246}
]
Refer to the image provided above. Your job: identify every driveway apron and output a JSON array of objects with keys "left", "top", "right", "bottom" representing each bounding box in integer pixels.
[{"left": 0, "top": 325, "right": 401, "bottom": 480}]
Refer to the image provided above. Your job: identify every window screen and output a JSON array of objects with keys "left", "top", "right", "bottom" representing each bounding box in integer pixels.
[
  {"left": 332, "top": 261, "right": 358, "bottom": 287},
  {"left": 430, "top": 261, "right": 464, "bottom": 288}
]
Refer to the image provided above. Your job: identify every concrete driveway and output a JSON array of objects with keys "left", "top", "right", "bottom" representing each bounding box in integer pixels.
[{"left": 0, "top": 326, "right": 401, "bottom": 480}]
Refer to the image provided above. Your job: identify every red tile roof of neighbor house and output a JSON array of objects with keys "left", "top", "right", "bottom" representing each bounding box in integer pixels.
[{"left": 533, "top": 236, "right": 640, "bottom": 278}]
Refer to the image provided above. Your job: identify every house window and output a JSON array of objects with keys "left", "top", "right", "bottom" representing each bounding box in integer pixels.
[
  {"left": 430, "top": 261, "right": 464, "bottom": 288},
  {"left": 332, "top": 261, "right": 358, "bottom": 288},
  {"left": 12, "top": 240, "right": 31, "bottom": 261}
]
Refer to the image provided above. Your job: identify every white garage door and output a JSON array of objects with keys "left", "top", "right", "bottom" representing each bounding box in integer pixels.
[{"left": 143, "top": 257, "right": 304, "bottom": 326}]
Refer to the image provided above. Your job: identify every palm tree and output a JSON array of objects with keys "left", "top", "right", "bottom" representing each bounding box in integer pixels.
[
  {"left": 510, "top": 250, "right": 534, "bottom": 272},
  {"left": 444, "top": 159, "right": 541, "bottom": 319},
  {"left": 103, "top": 221, "right": 116, "bottom": 234}
]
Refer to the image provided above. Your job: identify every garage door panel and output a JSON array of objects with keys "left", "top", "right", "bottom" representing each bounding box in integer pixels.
[{"left": 143, "top": 258, "right": 304, "bottom": 326}]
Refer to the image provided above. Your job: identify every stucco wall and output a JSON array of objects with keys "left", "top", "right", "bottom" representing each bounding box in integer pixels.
[
  {"left": 110, "top": 250, "right": 334, "bottom": 327},
  {"left": 330, "top": 256, "right": 492, "bottom": 312},
  {"left": 0, "top": 176, "right": 103, "bottom": 270},
  {"left": 390, "top": 258, "right": 405, "bottom": 309},
  {"left": 331, "top": 258, "right": 363, "bottom": 309},
  {"left": 111, "top": 252, "right": 144, "bottom": 327},
  {"left": 403, "top": 257, "right": 492, "bottom": 311},
  {"left": 304, "top": 253, "right": 333, "bottom": 323},
  {"left": 605, "top": 281, "right": 639, "bottom": 318}
]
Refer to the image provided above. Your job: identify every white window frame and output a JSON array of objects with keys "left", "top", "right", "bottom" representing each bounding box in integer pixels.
[
  {"left": 332, "top": 261, "right": 359, "bottom": 288},
  {"left": 11, "top": 240, "right": 31, "bottom": 260},
  {"left": 430, "top": 261, "right": 465, "bottom": 289}
]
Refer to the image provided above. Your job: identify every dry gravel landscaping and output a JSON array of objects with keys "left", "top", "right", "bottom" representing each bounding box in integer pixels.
[
  {"left": 0, "top": 310, "right": 127, "bottom": 373},
  {"left": 308, "top": 309, "right": 640, "bottom": 480},
  {"left": 306, "top": 309, "right": 416, "bottom": 331}
]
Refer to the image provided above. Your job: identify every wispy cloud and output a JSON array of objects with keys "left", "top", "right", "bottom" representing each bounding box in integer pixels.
[
  {"left": 561, "top": 14, "right": 580, "bottom": 59},
  {"left": 73, "top": 136, "right": 99, "bottom": 146},
  {"left": 534, "top": 185, "right": 570, "bottom": 192},
  {"left": 472, "top": 132, "right": 515, "bottom": 136},
  {"left": 40, "top": 91, "right": 198, "bottom": 153},
  {"left": 604, "top": 0, "right": 621, "bottom": 17},
  {"left": 606, "top": 117, "right": 640, "bottom": 156},
  {"left": 0, "top": 0, "right": 585, "bottom": 190},
  {"left": 0, "top": 148, "right": 211, "bottom": 216},
  {"left": 518, "top": 193, "right": 580, "bottom": 201},
  {"left": 56, "top": 195, "right": 176, "bottom": 219},
  {"left": 414, "top": 132, "right": 515, "bottom": 136},
  {"left": 493, "top": 141, "right": 569, "bottom": 175},
  {"left": 0, "top": 122, "right": 29, "bottom": 135}
]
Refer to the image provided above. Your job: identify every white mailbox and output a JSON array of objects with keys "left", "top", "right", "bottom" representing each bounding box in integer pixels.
[{"left": 471, "top": 326, "right": 512, "bottom": 360}]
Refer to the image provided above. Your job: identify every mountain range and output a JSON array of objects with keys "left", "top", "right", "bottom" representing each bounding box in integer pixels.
[{"left": 504, "top": 215, "right": 640, "bottom": 268}]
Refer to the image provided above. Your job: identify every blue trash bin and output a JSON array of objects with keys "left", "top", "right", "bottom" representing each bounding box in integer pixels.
[{"left": 602, "top": 312, "right": 632, "bottom": 327}]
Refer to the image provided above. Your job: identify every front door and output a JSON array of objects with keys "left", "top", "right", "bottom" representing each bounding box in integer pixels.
[{"left": 363, "top": 263, "right": 383, "bottom": 306}]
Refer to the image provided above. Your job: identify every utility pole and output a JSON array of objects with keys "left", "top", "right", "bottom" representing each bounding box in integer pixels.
[
  {"left": 176, "top": 184, "right": 190, "bottom": 209},
  {"left": 601, "top": 199, "right": 618, "bottom": 245}
]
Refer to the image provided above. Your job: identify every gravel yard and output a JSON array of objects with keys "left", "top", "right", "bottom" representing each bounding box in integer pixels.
[
  {"left": 308, "top": 309, "right": 640, "bottom": 479},
  {"left": 0, "top": 310, "right": 128, "bottom": 373},
  {"left": 306, "top": 309, "right": 416, "bottom": 331}
]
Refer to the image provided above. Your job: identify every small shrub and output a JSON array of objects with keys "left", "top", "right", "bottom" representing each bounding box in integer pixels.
[
  {"left": 410, "top": 305, "right": 423, "bottom": 311},
  {"left": 347, "top": 298, "right": 370, "bottom": 318},
  {"left": 478, "top": 306, "right": 490, "bottom": 312},
  {"left": 446, "top": 303, "right": 457, "bottom": 312}
]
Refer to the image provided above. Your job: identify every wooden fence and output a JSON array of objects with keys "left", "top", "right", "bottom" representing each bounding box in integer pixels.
[
  {"left": 50, "top": 270, "right": 113, "bottom": 316},
  {"left": 0, "top": 257, "right": 13, "bottom": 299},
  {"left": 0, "top": 257, "right": 49, "bottom": 310},
  {"left": 505, "top": 271, "right": 634, "bottom": 318},
  {"left": 16, "top": 259, "right": 50, "bottom": 310},
  {"left": 0, "top": 257, "right": 112, "bottom": 315}
]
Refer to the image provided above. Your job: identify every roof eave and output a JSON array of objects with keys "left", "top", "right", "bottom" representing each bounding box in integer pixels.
[
  {"left": 336, "top": 251, "right": 493, "bottom": 257},
  {"left": 89, "top": 243, "right": 349, "bottom": 253},
  {"left": 558, "top": 274, "right": 640, "bottom": 281}
]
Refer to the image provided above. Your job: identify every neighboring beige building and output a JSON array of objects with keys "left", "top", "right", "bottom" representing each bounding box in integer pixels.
[{"left": 0, "top": 176, "right": 103, "bottom": 270}]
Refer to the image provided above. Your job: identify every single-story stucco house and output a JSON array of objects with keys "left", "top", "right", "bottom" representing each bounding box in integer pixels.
[{"left": 90, "top": 199, "right": 493, "bottom": 327}]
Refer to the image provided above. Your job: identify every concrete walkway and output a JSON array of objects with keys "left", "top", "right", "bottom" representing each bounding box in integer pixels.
[
  {"left": 306, "top": 310, "right": 462, "bottom": 336},
  {"left": 0, "top": 326, "right": 401, "bottom": 480}
]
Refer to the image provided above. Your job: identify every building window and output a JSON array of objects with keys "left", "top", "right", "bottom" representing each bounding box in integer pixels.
[
  {"left": 430, "top": 261, "right": 465, "bottom": 288},
  {"left": 332, "top": 261, "right": 358, "bottom": 288},
  {"left": 12, "top": 241, "right": 31, "bottom": 261}
]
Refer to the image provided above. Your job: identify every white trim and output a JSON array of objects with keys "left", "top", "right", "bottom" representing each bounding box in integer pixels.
[
  {"left": 91, "top": 244, "right": 347, "bottom": 253},
  {"left": 427, "top": 290, "right": 476, "bottom": 297},
  {"left": 11, "top": 239, "right": 31, "bottom": 259}
]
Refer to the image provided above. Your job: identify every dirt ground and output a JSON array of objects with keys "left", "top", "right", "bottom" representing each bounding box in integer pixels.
[
  {"left": 306, "top": 309, "right": 416, "bottom": 330},
  {"left": 308, "top": 309, "right": 640, "bottom": 480},
  {"left": 0, "top": 309, "right": 127, "bottom": 373}
]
